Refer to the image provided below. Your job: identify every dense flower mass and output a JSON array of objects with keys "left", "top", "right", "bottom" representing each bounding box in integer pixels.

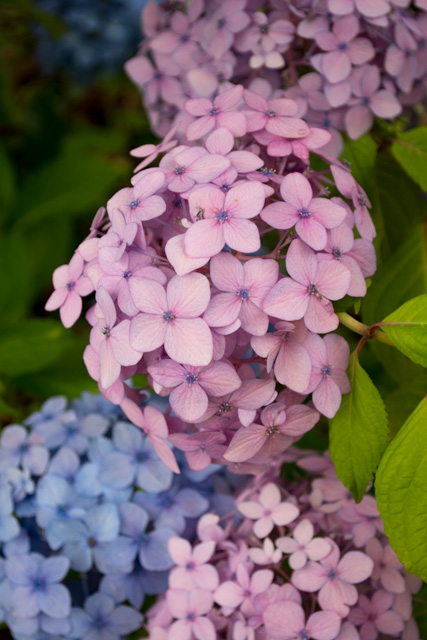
[
  {"left": 0, "top": 393, "right": 237, "bottom": 640},
  {"left": 145, "top": 447, "right": 422, "bottom": 640},
  {"left": 126, "top": 0, "right": 427, "bottom": 150},
  {"left": 47, "top": 73, "right": 377, "bottom": 471}
]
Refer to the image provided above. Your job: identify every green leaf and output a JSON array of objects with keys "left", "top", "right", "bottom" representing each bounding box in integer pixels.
[
  {"left": 376, "top": 397, "right": 427, "bottom": 577},
  {"left": 0, "top": 144, "right": 15, "bottom": 216},
  {"left": 392, "top": 127, "right": 427, "bottom": 192},
  {"left": 381, "top": 294, "right": 427, "bottom": 368},
  {"left": 373, "top": 153, "right": 427, "bottom": 262},
  {"left": 384, "top": 374, "right": 427, "bottom": 438},
  {"left": 0, "top": 319, "right": 67, "bottom": 377},
  {"left": 341, "top": 133, "right": 377, "bottom": 197},
  {"left": 362, "top": 223, "right": 427, "bottom": 326},
  {"left": 329, "top": 352, "right": 389, "bottom": 502},
  {"left": 14, "top": 132, "right": 129, "bottom": 230},
  {"left": 0, "top": 232, "right": 31, "bottom": 324}
]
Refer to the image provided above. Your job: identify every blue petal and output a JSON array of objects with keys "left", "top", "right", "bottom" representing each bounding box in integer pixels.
[
  {"left": 98, "top": 452, "right": 135, "bottom": 489},
  {"left": 118, "top": 502, "right": 149, "bottom": 537},
  {"left": 136, "top": 458, "right": 173, "bottom": 493},
  {"left": 138, "top": 527, "right": 174, "bottom": 571},
  {"left": 85, "top": 504, "right": 120, "bottom": 543}
]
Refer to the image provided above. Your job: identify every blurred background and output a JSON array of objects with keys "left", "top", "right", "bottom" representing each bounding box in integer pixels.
[{"left": 0, "top": 0, "right": 155, "bottom": 425}]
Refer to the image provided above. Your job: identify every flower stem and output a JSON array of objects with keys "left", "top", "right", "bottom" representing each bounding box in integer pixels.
[{"left": 337, "top": 312, "right": 394, "bottom": 347}]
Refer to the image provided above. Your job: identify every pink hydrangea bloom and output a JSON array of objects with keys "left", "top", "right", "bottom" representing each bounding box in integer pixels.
[
  {"left": 45, "top": 253, "right": 93, "bottom": 328},
  {"left": 203, "top": 252, "right": 278, "bottom": 336},
  {"left": 148, "top": 358, "right": 242, "bottom": 422},
  {"left": 243, "top": 90, "right": 310, "bottom": 138},
  {"left": 263, "top": 239, "right": 351, "bottom": 334},
  {"left": 263, "top": 601, "right": 341, "bottom": 640},
  {"left": 159, "top": 145, "right": 230, "bottom": 193},
  {"left": 185, "top": 85, "right": 247, "bottom": 140},
  {"left": 349, "top": 590, "right": 404, "bottom": 639},
  {"left": 365, "top": 538, "right": 406, "bottom": 594},
  {"left": 248, "top": 537, "right": 282, "bottom": 566},
  {"left": 130, "top": 273, "right": 213, "bottom": 367},
  {"left": 292, "top": 542, "right": 374, "bottom": 617},
  {"left": 303, "top": 333, "right": 351, "bottom": 418},
  {"left": 107, "top": 171, "right": 166, "bottom": 222},
  {"left": 261, "top": 172, "right": 347, "bottom": 250},
  {"left": 168, "top": 538, "right": 219, "bottom": 591},
  {"left": 214, "top": 564, "right": 274, "bottom": 610},
  {"left": 185, "top": 182, "right": 265, "bottom": 258},
  {"left": 166, "top": 588, "right": 216, "bottom": 640},
  {"left": 276, "top": 519, "right": 332, "bottom": 570},
  {"left": 238, "top": 482, "right": 299, "bottom": 537}
]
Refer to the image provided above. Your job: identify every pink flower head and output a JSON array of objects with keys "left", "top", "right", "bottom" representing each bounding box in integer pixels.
[
  {"left": 345, "top": 65, "right": 401, "bottom": 139},
  {"left": 214, "top": 564, "right": 274, "bottom": 611},
  {"left": 148, "top": 358, "right": 242, "bottom": 422},
  {"left": 276, "top": 519, "right": 332, "bottom": 570},
  {"left": 130, "top": 123, "right": 179, "bottom": 172},
  {"left": 331, "top": 165, "right": 376, "bottom": 240},
  {"left": 248, "top": 537, "right": 282, "bottom": 566},
  {"left": 263, "top": 239, "right": 351, "bottom": 334},
  {"left": 261, "top": 172, "right": 347, "bottom": 250},
  {"left": 251, "top": 320, "right": 312, "bottom": 393},
  {"left": 168, "top": 431, "right": 227, "bottom": 471},
  {"left": 205, "top": 127, "right": 264, "bottom": 186},
  {"left": 89, "top": 287, "right": 140, "bottom": 389},
  {"left": 303, "top": 333, "right": 351, "bottom": 418},
  {"left": 204, "top": 253, "right": 278, "bottom": 336},
  {"left": 365, "top": 538, "right": 406, "bottom": 594},
  {"left": 314, "top": 15, "right": 375, "bottom": 84},
  {"left": 263, "top": 601, "right": 341, "bottom": 640},
  {"left": 338, "top": 494, "right": 384, "bottom": 547},
  {"left": 97, "top": 209, "right": 139, "bottom": 262},
  {"left": 168, "top": 537, "right": 219, "bottom": 592},
  {"left": 328, "top": 0, "right": 391, "bottom": 19},
  {"left": 45, "top": 253, "right": 93, "bottom": 328},
  {"left": 159, "top": 145, "right": 230, "bottom": 193},
  {"left": 107, "top": 171, "right": 166, "bottom": 222},
  {"left": 266, "top": 127, "right": 332, "bottom": 163},
  {"left": 292, "top": 542, "right": 374, "bottom": 617},
  {"left": 201, "top": 377, "right": 277, "bottom": 426},
  {"left": 349, "top": 590, "right": 404, "bottom": 640},
  {"left": 385, "top": 23, "right": 419, "bottom": 93},
  {"left": 185, "top": 85, "right": 247, "bottom": 140},
  {"left": 121, "top": 397, "right": 179, "bottom": 473},
  {"left": 203, "top": 1, "right": 251, "bottom": 60},
  {"left": 225, "top": 402, "right": 319, "bottom": 463},
  {"left": 185, "top": 182, "right": 265, "bottom": 258},
  {"left": 243, "top": 90, "right": 310, "bottom": 138},
  {"left": 129, "top": 272, "right": 213, "bottom": 366},
  {"left": 238, "top": 482, "right": 299, "bottom": 538},
  {"left": 166, "top": 588, "right": 216, "bottom": 640}
]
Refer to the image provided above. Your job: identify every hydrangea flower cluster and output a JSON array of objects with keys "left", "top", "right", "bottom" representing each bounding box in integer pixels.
[
  {"left": 47, "top": 73, "right": 376, "bottom": 473},
  {"left": 126, "top": 0, "right": 427, "bottom": 150},
  {"left": 0, "top": 393, "right": 236, "bottom": 640},
  {"left": 145, "top": 448, "right": 422, "bottom": 640},
  {"left": 33, "top": 0, "right": 149, "bottom": 80}
]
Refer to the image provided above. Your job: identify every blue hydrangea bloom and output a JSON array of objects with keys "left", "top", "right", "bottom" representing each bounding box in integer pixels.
[{"left": 68, "top": 593, "right": 143, "bottom": 640}]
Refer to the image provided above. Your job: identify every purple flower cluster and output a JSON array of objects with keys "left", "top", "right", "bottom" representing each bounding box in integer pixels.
[
  {"left": 145, "top": 448, "right": 422, "bottom": 640},
  {"left": 46, "top": 79, "right": 376, "bottom": 472},
  {"left": 0, "top": 393, "right": 236, "bottom": 640},
  {"left": 126, "top": 0, "right": 427, "bottom": 150}
]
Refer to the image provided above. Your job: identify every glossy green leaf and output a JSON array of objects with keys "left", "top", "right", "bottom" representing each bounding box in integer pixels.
[
  {"left": 381, "top": 295, "right": 427, "bottom": 368},
  {"left": 0, "top": 319, "right": 67, "bottom": 377},
  {"left": 341, "top": 133, "right": 377, "bottom": 197},
  {"left": 329, "top": 352, "right": 389, "bottom": 502},
  {"left": 362, "top": 224, "right": 427, "bottom": 326},
  {"left": 0, "top": 232, "right": 31, "bottom": 324},
  {"left": 392, "top": 127, "right": 427, "bottom": 192},
  {"left": 376, "top": 397, "right": 427, "bottom": 577},
  {"left": 384, "top": 374, "right": 427, "bottom": 438}
]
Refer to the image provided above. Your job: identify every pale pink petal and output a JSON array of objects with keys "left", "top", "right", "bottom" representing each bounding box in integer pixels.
[
  {"left": 305, "top": 297, "right": 338, "bottom": 334},
  {"left": 170, "top": 383, "right": 208, "bottom": 422},
  {"left": 214, "top": 581, "right": 243, "bottom": 608},
  {"left": 193, "top": 565, "right": 219, "bottom": 591},
  {"left": 167, "top": 273, "right": 211, "bottom": 318},
  {"left": 165, "top": 318, "right": 213, "bottom": 366},
  {"left": 224, "top": 424, "right": 266, "bottom": 462},
  {"left": 193, "top": 616, "right": 216, "bottom": 640},
  {"left": 223, "top": 218, "right": 261, "bottom": 253},
  {"left": 296, "top": 217, "right": 328, "bottom": 251},
  {"left": 263, "top": 279, "right": 309, "bottom": 321},
  {"left": 198, "top": 361, "right": 242, "bottom": 396},
  {"left": 224, "top": 182, "right": 266, "bottom": 219},
  {"left": 272, "top": 502, "right": 300, "bottom": 526},
  {"left": 292, "top": 562, "right": 327, "bottom": 592},
  {"left": 165, "top": 234, "right": 208, "bottom": 277},
  {"left": 261, "top": 202, "right": 298, "bottom": 230},
  {"left": 307, "top": 539, "right": 332, "bottom": 561},
  {"left": 186, "top": 116, "right": 216, "bottom": 142},
  {"left": 306, "top": 611, "right": 341, "bottom": 640},
  {"left": 99, "top": 340, "right": 121, "bottom": 389},
  {"left": 376, "top": 611, "right": 404, "bottom": 636},
  {"left": 130, "top": 314, "right": 166, "bottom": 352},
  {"left": 239, "top": 299, "right": 269, "bottom": 336},
  {"left": 185, "top": 219, "right": 224, "bottom": 258},
  {"left": 286, "top": 239, "right": 318, "bottom": 285},
  {"left": 148, "top": 359, "right": 186, "bottom": 387},
  {"left": 168, "top": 537, "right": 192, "bottom": 565},
  {"left": 316, "top": 261, "right": 351, "bottom": 300},
  {"left": 338, "top": 552, "right": 374, "bottom": 583},
  {"left": 45, "top": 287, "right": 68, "bottom": 312},
  {"left": 130, "top": 278, "right": 167, "bottom": 314},
  {"left": 264, "top": 601, "right": 305, "bottom": 639},
  {"left": 294, "top": 519, "right": 314, "bottom": 546},
  {"left": 312, "top": 378, "right": 342, "bottom": 418},
  {"left": 110, "top": 320, "right": 140, "bottom": 366},
  {"left": 250, "top": 569, "right": 274, "bottom": 594},
  {"left": 322, "top": 51, "right": 351, "bottom": 83},
  {"left": 210, "top": 252, "right": 244, "bottom": 291},
  {"left": 275, "top": 342, "right": 312, "bottom": 392},
  {"left": 60, "top": 291, "right": 82, "bottom": 328},
  {"left": 203, "top": 293, "right": 241, "bottom": 327},
  {"left": 168, "top": 619, "right": 192, "bottom": 640},
  {"left": 281, "top": 172, "right": 313, "bottom": 209},
  {"left": 237, "top": 500, "right": 264, "bottom": 520},
  {"left": 192, "top": 541, "right": 216, "bottom": 565}
]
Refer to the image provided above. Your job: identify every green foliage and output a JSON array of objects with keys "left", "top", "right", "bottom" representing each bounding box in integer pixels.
[
  {"left": 381, "top": 294, "right": 427, "bottom": 368},
  {"left": 392, "top": 127, "right": 427, "bottom": 192},
  {"left": 341, "top": 133, "right": 377, "bottom": 196},
  {"left": 329, "top": 352, "right": 389, "bottom": 502},
  {"left": 384, "top": 374, "right": 427, "bottom": 438},
  {"left": 376, "top": 398, "right": 427, "bottom": 578}
]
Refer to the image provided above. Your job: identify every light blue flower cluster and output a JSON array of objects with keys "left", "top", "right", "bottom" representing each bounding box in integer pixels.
[
  {"left": 0, "top": 392, "right": 236, "bottom": 640},
  {"left": 33, "top": 0, "right": 151, "bottom": 81}
]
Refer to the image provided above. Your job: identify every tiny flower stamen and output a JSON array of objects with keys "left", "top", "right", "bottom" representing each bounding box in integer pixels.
[
  {"left": 259, "top": 23, "right": 269, "bottom": 34},
  {"left": 322, "top": 364, "right": 332, "bottom": 377},
  {"left": 332, "top": 246, "right": 342, "bottom": 260},
  {"left": 218, "top": 402, "right": 233, "bottom": 414},
  {"left": 195, "top": 207, "right": 205, "bottom": 220},
  {"left": 298, "top": 206, "right": 311, "bottom": 218},
  {"left": 265, "top": 108, "right": 276, "bottom": 118},
  {"left": 101, "top": 326, "right": 110, "bottom": 337},
  {"left": 237, "top": 287, "right": 250, "bottom": 301},
  {"left": 267, "top": 425, "right": 280, "bottom": 436},
  {"left": 185, "top": 373, "right": 199, "bottom": 385},
  {"left": 308, "top": 283, "right": 319, "bottom": 296},
  {"left": 174, "top": 166, "right": 186, "bottom": 175},
  {"left": 162, "top": 311, "right": 175, "bottom": 323},
  {"left": 217, "top": 17, "right": 226, "bottom": 28},
  {"left": 129, "top": 199, "right": 140, "bottom": 210},
  {"left": 214, "top": 207, "right": 230, "bottom": 222},
  {"left": 209, "top": 106, "right": 220, "bottom": 116},
  {"left": 123, "top": 269, "right": 132, "bottom": 279},
  {"left": 66, "top": 281, "right": 75, "bottom": 291}
]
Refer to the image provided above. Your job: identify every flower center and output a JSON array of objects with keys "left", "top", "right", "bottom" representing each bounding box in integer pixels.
[
  {"left": 298, "top": 631, "right": 309, "bottom": 640},
  {"left": 298, "top": 206, "right": 311, "bottom": 218},
  {"left": 33, "top": 578, "right": 46, "bottom": 591},
  {"left": 307, "top": 283, "right": 318, "bottom": 296},
  {"left": 327, "top": 568, "right": 337, "bottom": 579},
  {"left": 332, "top": 246, "right": 341, "bottom": 259},
  {"left": 101, "top": 325, "right": 110, "bottom": 337},
  {"left": 338, "top": 42, "right": 348, "bottom": 51},
  {"left": 362, "top": 96, "right": 370, "bottom": 106},
  {"left": 238, "top": 288, "right": 250, "bottom": 301},
  {"left": 123, "top": 269, "right": 132, "bottom": 279},
  {"left": 221, "top": 183, "right": 231, "bottom": 192},
  {"left": 209, "top": 106, "right": 219, "bottom": 116},
  {"left": 358, "top": 194, "right": 367, "bottom": 206},
  {"left": 187, "top": 612, "right": 196, "bottom": 621},
  {"left": 195, "top": 207, "right": 205, "bottom": 220},
  {"left": 218, "top": 402, "right": 233, "bottom": 414},
  {"left": 129, "top": 199, "right": 139, "bottom": 210},
  {"left": 87, "top": 536, "right": 97, "bottom": 548},
  {"left": 66, "top": 281, "right": 75, "bottom": 291},
  {"left": 217, "top": 17, "right": 226, "bottom": 28},
  {"left": 174, "top": 166, "right": 186, "bottom": 175},
  {"left": 260, "top": 166, "right": 276, "bottom": 176},
  {"left": 259, "top": 23, "right": 269, "bottom": 34},
  {"left": 265, "top": 108, "right": 276, "bottom": 118},
  {"left": 180, "top": 34, "right": 189, "bottom": 43},
  {"left": 214, "top": 207, "right": 230, "bottom": 223},
  {"left": 267, "top": 425, "right": 280, "bottom": 436},
  {"left": 162, "top": 311, "right": 175, "bottom": 323},
  {"left": 185, "top": 373, "right": 198, "bottom": 385},
  {"left": 172, "top": 196, "right": 183, "bottom": 209},
  {"left": 186, "top": 561, "right": 195, "bottom": 570},
  {"left": 322, "top": 364, "right": 332, "bottom": 377}
]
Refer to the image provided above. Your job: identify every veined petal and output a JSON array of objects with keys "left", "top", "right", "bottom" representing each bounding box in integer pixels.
[
  {"left": 167, "top": 273, "right": 211, "bottom": 318},
  {"left": 165, "top": 318, "right": 213, "bottom": 366},
  {"left": 185, "top": 219, "right": 225, "bottom": 258},
  {"left": 130, "top": 313, "right": 166, "bottom": 352},
  {"left": 170, "top": 383, "right": 208, "bottom": 422},
  {"left": 263, "top": 278, "right": 309, "bottom": 321}
]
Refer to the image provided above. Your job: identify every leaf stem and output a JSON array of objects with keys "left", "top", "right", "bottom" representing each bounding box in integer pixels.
[{"left": 338, "top": 312, "right": 394, "bottom": 347}]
